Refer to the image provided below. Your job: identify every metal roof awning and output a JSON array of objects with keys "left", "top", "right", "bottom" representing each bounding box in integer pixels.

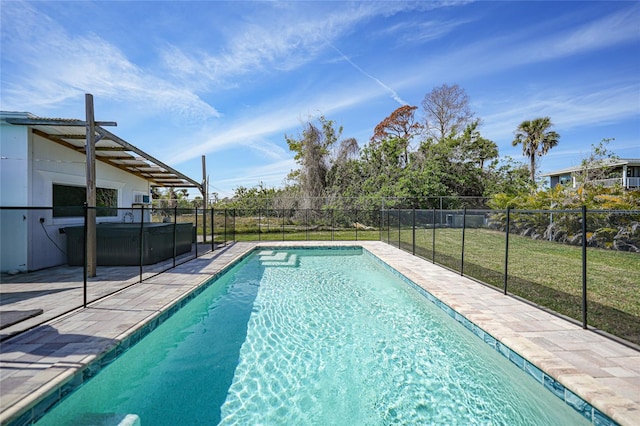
[{"left": 4, "top": 114, "right": 202, "bottom": 191}]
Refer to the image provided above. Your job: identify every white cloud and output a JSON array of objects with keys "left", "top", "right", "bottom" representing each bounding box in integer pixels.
[
  {"left": 0, "top": 2, "right": 218, "bottom": 120},
  {"left": 550, "top": 6, "right": 640, "bottom": 58},
  {"left": 158, "top": 2, "right": 462, "bottom": 90},
  {"left": 169, "top": 79, "right": 383, "bottom": 164},
  {"left": 378, "top": 18, "right": 473, "bottom": 45},
  {"left": 481, "top": 81, "right": 640, "bottom": 144},
  {"left": 396, "top": 5, "right": 640, "bottom": 91}
]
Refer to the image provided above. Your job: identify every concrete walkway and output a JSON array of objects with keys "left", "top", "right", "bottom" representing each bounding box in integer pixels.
[
  {"left": 0, "top": 244, "right": 213, "bottom": 340},
  {"left": 0, "top": 242, "right": 638, "bottom": 425}
]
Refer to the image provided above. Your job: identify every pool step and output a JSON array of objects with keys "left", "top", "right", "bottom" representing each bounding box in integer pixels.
[
  {"left": 257, "top": 251, "right": 299, "bottom": 267},
  {"left": 71, "top": 413, "right": 140, "bottom": 426}
]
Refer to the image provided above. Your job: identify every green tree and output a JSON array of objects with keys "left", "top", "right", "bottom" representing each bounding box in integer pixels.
[
  {"left": 411, "top": 122, "right": 497, "bottom": 201},
  {"left": 153, "top": 188, "right": 192, "bottom": 209},
  {"left": 360, "top": 137, "right": 408, "bottom": 200},
  {"left": 483, "top": 157, "right": 532, "bottom": 198},
  {"left": 512, "top": 117, "right": 560, "bottom": 183},
  {"left": 226, "top": 183, "right": 278, "bottom": 209},
  {"left": 445, "top": 120, "right": 498, "bottom": 169}
]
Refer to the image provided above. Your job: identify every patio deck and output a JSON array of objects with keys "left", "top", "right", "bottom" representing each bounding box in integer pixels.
[
  {"left": 0, "top": 243, "right": 214, "bottom": 340},
  {"left": 0, "top": 242, "right": 638, "bottom": 425}
]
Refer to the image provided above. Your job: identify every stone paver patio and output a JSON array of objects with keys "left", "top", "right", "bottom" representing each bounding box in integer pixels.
[{"left": 0, "top": 241, "right": 638, "bottom": 425}]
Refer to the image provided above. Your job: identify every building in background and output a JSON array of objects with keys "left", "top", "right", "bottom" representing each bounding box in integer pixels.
[{"left": 542, "top": 158, "right": 640, "bottom": 190}]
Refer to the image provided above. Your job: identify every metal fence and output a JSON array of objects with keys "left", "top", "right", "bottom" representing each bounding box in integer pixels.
[
  {"left": 381, "top": 207, "right": 640, "bottom": 347},
  {"left": 220, "top": 208, "right": 382, "bottom": 242},
  {"left": 2, "top": 205, "right": 638, "bottom": 347},
  {"left": 0, "top": 206, "right": 381, "bottom": 339},
  {"left": 0, "top": 205, "right": 218, "bottom": 340}
]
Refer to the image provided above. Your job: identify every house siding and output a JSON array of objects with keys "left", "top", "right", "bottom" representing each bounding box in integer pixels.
[
  {"left": 1, "top": 122, "right": 153, "bottom": 272},
  {"left": 0, "top": 123, "right": 29, "bottom": 272}
]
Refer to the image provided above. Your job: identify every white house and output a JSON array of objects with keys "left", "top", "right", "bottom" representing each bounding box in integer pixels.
[
  {"left": 542, "top": 158, "right": 640, "bottom": 190},
  {"left": 0, "top": 111, "right": 202, "bottom": 273}
]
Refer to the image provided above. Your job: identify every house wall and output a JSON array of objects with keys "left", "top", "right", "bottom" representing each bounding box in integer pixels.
[
  {"left": 28, "top": 132, "right": 152, "bottom": 271},
  {"left": 0, "top": 122, "right": 152, "bottom": 272},
  {"left": 0, "top": 121, "right": 29, "bottom": 272}
]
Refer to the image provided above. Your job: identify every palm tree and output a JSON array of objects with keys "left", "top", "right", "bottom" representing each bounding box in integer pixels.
[{"left": 512, "top": 117, "right": 560, "bottom": 182}]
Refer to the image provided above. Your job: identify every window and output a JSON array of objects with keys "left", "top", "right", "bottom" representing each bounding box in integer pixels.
[
  {"left": 53, "top": 184, "right": 118, "bottom": 217},
  {"left": 628, "top": 166, "right": 640, "bottom": 178},
  {"left": 559, "top": 174, "right": 572, "bottom": 185}
]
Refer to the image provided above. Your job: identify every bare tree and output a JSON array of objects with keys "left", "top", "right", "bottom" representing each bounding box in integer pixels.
[
  {"left": 575, "top": 138, "right": 619, "bottom": 189},
  {"left": 422, "top": 83, "right": 474, "bottom": 143},
  {"left": 334, "top": 137, "right": 359, "bottom": 165},
  {"left": 286, "top": 117, "right": 340, "bottom": 209}
]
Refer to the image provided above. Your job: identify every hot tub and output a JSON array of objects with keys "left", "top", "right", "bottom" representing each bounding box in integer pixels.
[{"left": 64, "top": 223, "right": 194, "bottom": 266}]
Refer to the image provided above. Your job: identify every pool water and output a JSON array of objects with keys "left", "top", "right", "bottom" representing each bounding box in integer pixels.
[{"left": 38, "top": 248, "right": 589, "bottom": 425}]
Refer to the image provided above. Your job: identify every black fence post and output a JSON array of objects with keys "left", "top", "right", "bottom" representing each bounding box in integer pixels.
[
  {"left": 432, "top": 207, "right": 436, "bottom": 264},
  {"left": 582, "top": 205, "right": 588, "bottom": 329},
  {"left": 233, "top": 209, "right": 236, "bottom": 242},
  {"left": 397, "top": 209, "right": 401, "bottom": 248},
  {"left": 210, "top": 208, "right": 214, "bottom": 252},
  {"left": 173, "top": 206, "right": 177, "bottom": 268},
  {"left": 83, "top": 202, "right": 88, "bottom": 308},
  {"left": 224, "top": 209, "right": 227, "bottom": 246},
  {"left": 202, "top": 203, "right": 206, "bottom": 249},
  {"left": 258, "top": 208, "right": 262, "bottom": 241},
  {"left": 139, "top": 205, "right": 144, "bottom": 283},
  {"left": 412, "top": 208, "right": 416, "bottom": 255},
  {"left": 461, "top": 207, "right": 466, "bottom": 276},
  {"left": 282, "top": 208, "right": 285, "bottom": 241},
  {"left": 503, "top": 207, "right": 510, "bottom": 295},
  {"left": 195, "top": 207, "right": 199, "bottom": 258},
  {"left": 306, "top": 209, "right": 309, "bottom": 241},
  {"left": 387, "top": 210, "right": 390, "bottom": 243}
]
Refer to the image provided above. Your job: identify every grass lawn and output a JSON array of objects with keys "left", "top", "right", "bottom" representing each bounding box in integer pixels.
[{"left": 397, "top": 227, "right": 640, "bottom": 345}]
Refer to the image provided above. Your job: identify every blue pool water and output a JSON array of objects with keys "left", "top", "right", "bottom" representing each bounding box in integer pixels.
[{"left": 38, "top": 248, "right": 589, "bottom": 425}]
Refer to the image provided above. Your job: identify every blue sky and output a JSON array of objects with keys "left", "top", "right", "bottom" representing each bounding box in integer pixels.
[{"left": 2, "top": 1, "right": 639, "bottom": 198}]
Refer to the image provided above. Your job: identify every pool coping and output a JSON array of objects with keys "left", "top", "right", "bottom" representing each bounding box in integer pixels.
[{"left": 0, "top": 241, "right": 638, "bottom": 425}]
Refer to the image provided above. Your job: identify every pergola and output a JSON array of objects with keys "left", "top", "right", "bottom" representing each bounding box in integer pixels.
[
  {"left": 4, "top": 95, "right": 205, "bottom": 277},
  {"left": 3, "top": 117, "right": 202, "bottom": 190}
]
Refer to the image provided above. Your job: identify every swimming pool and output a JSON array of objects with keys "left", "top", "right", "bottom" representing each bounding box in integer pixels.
[{"left": 37, "top": 247, "right": 591, "bottom": 425}]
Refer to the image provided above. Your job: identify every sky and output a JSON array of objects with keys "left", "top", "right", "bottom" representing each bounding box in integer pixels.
[{"left": 1, "top": 0, "right": 639, "bottom": 199}]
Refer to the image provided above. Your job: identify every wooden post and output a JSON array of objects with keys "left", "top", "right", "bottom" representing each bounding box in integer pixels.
[{"left": 85, "top": 94, "right": 97, "bottom": 277}]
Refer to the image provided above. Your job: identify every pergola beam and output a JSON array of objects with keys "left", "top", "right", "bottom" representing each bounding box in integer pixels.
[
  {"left": 7, "top": 107, "right": 202, "bottom": 192},
  {"left": 96, "top": 127, "right": 203, "bottom": 192},
  {"left": 4, "top": 118, "right": 117, "bottom": 127}
]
